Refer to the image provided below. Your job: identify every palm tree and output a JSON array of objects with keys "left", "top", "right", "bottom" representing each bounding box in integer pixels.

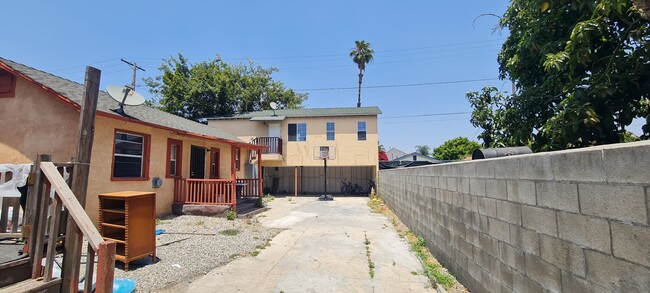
[{"left": 349, "top": 40, "right": 374, "bottom": 107}]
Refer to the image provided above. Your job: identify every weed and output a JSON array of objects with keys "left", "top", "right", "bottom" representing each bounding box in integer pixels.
[
  {"left": 364, "top": 232, "right": 374, "bottom": 279},
  {"left": 220, "top": 229, "right": 240, "bottom": 236},
  {"left": 226, "top": 210, "right": 236, "bottom": 220},
  {"left": 263, "top": 194, "right": 275, "bottom": 202},
  {"left": 155, "top": 218, "right": 162, "bottom": 225},
  {"left": 255, "top": 197, "right": 264, "bottom": 208},
  {"left": 411, "top": 271, "right": 418, "bottom": 275},
  {"left": 251, "top": 250, "right": 260, "bottom": 257},
  {"left": 195, "top": 220, "right": 205, "bottom": 226}
]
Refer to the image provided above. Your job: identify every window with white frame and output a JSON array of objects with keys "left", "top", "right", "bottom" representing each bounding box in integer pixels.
[
  {"left": 326, "top": 122, "right": 335, "bottom": 140},
  {"left": 357, "top": 121, "right": 367, "bottom": 141},
  {"left": 113, "top": 131, "right": 148, "bottom": 178}
]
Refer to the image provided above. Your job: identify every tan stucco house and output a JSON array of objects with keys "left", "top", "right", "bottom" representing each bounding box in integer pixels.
[
  {"left": 0, "top": 57, "right": 265, "bottom": 224},
  {"left": 207, "top": 107, "right": 381, "bottom": 195}
]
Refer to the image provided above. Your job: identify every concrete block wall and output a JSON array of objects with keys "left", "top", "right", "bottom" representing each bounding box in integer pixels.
[{"left": 379, "top": 141, "right": 650, "bottom": 292}]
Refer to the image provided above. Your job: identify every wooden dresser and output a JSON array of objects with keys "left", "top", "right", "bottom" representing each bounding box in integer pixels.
[{"left": 98, "top": 191, "right": 156, "bottom": 271}]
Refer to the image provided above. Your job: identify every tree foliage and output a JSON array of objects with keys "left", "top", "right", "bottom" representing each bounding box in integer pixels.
[
  {"left": 414, "top": 145, "right": 431, "bottom": 157},
  {"left": 433, "top": 137, "right": 481, "bottom": 161},
  {"left": 467, "top": 87, "right": 512, "bottom": 147},
  {"left": 350, "top": 40, "right": 375, "bottom": 107},
  {"left": 497, "top": 0, "right": 650, "bottom": 150},
  {"left": 144, "top": 54, "right": 307, "bottom": 122}
]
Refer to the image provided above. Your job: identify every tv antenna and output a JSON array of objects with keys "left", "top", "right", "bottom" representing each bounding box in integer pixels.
[
  {"left": 120, "top": 58, "right": 145, "bottom": 89},
  {"left": 270, "top": 101, "right": 278, "bottom": 116}
]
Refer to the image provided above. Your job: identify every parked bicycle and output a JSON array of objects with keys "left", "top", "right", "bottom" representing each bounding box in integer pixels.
[{"left": 340, "top": 179, "right": 363, "bottom": 195}]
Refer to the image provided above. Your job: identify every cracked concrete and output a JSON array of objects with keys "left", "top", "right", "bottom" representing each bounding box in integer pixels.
[{"left": 186, "top": 197, "right": 434, "bottom": 293}]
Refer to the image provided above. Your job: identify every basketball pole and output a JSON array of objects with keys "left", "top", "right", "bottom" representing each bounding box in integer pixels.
[{"left": 323, "top": 158, "right": 327, "bottom": 194}]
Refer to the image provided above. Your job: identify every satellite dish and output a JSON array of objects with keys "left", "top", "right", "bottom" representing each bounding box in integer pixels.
[
  {"left": 107, "top": 85, "right": 145, "bottom": 116},
  {"left": 270, "top": 101, "right": 278, "bottom": 116}
]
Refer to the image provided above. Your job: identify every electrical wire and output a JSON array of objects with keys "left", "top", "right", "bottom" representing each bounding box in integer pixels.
[
  {"left": 380, "top": 111, "right": 471, "bottom": 119},
  {"left": 297, "top": 78, "right": 499, "bottom": 91}
]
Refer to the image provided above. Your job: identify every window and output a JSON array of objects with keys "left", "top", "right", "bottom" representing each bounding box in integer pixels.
[
  {"left": 288, "top": 123, "right": 307, "bottom": 141},
  {"left": 210, "top": 148, "right": 220, "bottom": 178},
  {"left": 413, "top": 155, "right": 417, "bottom": 161},
  {"left": 166, "top": 139, "right": 182, "bottom": 178},
  {"left": 112, "top": 130, "right": 149, "bottom": 180},
  {"left": 326, "top": 122, "right": 335, "bottom": 141},
  {"left": 234, "top": 147, "right": 241, "bottom": 171},
  {"left": 0, "top": 70, "right": 16, "bottom": 98},
  {"left": 357, "top": 121, "right": 367, "bottom": 141}
]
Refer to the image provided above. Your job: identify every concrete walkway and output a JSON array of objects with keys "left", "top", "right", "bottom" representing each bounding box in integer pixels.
[{"left": 186, "top": 197, "right": 434, "bottom": 293}]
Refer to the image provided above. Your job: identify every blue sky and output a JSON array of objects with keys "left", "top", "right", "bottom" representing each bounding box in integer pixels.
[{"left": 8, "top": 0, "right": 622, "bottom": 152}]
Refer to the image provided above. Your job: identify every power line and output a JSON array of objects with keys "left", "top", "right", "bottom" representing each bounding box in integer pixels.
[
  {"left": 379, "top": 117, "right": 470, "bottom": 125},
  {"left": 380, "top": 111, "right": 471, "bottom": 119},
  {"left": 297, "top": 78, "right": 499, "bottom": 91}
]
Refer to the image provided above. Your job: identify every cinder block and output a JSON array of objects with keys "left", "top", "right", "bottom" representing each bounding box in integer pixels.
[
  {"left": 506, "top": 180, "right": 536, "bottom": 205},
  {"left": 459, "top": 177, "right": 471, "bottom": 194},
  {"left": 466, "top": 228, "right": 480, "bottom": 246},
  {"left": 539, "top": 234, "right": 586, "bottom": 277},
  {"left": 494, "top": 156, "right": 521, "bottom": 179},
  {"left": 561, "top": 271, "right": 609, "bottom": 293},
  {"left": 509, "top": 224, "right": 540, "bottom": 255},
  {"left": 478, "top": 197, "right": 497, "bottom": 218},
  {"left": 489, "top": 217, "right": 510, "bottom": 243},
  {"left": 499, "top": 242, "right": 525, "bottom": 273},
  {"left": 611, "top": 222, "right": 650, "bottom": 267},
  {"left": 467, "top": 260, "right": 483, "bottom": 284},
  {"left": 439, "top": 176, "right": 448, "bottom": 190},
  {"left": 474, "top": 160, "right": 495, "bottom": 178},
  {"left": 469, "top": 178, "right": 486, "bottom": 197},
  {"left": 557, "top": 212, "right": 611, "bottom": 253},
  {"left": 520, "top": 153, "right": 554, "bottom": 180},
  {"left": 585, "top": 250, "right": 650, "bottom": 292},
  {"left": 521, "top": 205, "right": 557, "bottom": 236},
  {"left": 525, "top": 254, "right": 562, "bottom": 292},
  {"left": 479, "top": 215, "right": 489, "bottom": 233},
  {"left": 579, "top": 184, "right": 647, "bottom": 224},
  {"left": 489, "top": 257, "right": 514, "bottom": 289},
  {"left": 478, "top": 232, "right": 499, "bottom": 257},
  {"left": 496, "top": 200, "right": 522, "bottom": 225},
  {"left": 603, "top": 142, "right": 650, "bottom": 184},
  {"left": 474, "top": 246, "right": 491, "bottom": 269},
  {"left": 536, "top": 182, "right": 579, "bottom": 213},
  {"left": 552, "top": 148, "right": 606, "bottom": 182},
  {"left": 512, "top": 269, "right": 544, "bottom": 293},
  {"left": 447, "top": 177, "right": 458, "bottom": 191},
  {"left": 486, "top": 179, "right": 508, "bottom": 200}
]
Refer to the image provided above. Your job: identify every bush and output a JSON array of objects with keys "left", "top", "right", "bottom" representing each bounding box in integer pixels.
[
  {"left": 255, "top": 197, "right": 264, "bottom": 208},
  {"left": 226, "top": 210, "right": 236, "bottom": 220},
  {"left": 433, "top": 137, "right": 481, "bottom": 160}
]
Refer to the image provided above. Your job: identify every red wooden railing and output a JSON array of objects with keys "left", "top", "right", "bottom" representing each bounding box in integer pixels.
[
  {"left": 236, "top": 178, "right": 260, "bottom": 198},
  {"left": 252, "top": 137, "right": 282, "bottom": 154},
  {"left": 173, "top": 178, "right": 235, "bottom": 205}
]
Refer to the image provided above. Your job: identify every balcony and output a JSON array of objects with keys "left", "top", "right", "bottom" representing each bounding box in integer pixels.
[{"left": 252, "top": 137, "right": 283, "bottom": 161}]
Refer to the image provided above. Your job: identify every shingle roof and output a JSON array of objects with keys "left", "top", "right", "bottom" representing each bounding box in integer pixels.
[
  {"left": 207, "top": 106, "right": 382, "bottom": 120},
  {"left": 0, "top": 57, "right": 246, "bottom": 144}
]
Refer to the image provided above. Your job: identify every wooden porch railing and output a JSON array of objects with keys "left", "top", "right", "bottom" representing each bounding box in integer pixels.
[
  {"left": 35, "top": 162, "right": 115, "bottom": 293},
  {"left": 174, "top": 178, "right": 235, "bottom": 205},
  {"left": 236, "top": 178, "right": 260, "bottom": 198},
  {"left": 252, "top": 137, "right": 282, "bottom": 154}
]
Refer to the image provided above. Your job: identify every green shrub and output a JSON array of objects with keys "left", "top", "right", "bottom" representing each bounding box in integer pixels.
[{"left": 226, "top": 210, "right": 236, "bottom": 220}]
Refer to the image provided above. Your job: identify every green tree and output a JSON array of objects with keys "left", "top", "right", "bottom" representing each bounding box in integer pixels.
[
  {"left": 144, "top": 54, "right": 307, "bottom": 122},
  {"left": 498, "top": 0, "right": 650, "bottom": 150},
  {"left": 350, "top": 40, "right": 375, "bottom": 108},
  {"left": 414, "top": 145, "right": 431, "bottom": 157},
  {"left": 433, "top": 137, "right": 481, "bottom": 161},
  {"left": 467, "top": 87, "right": 512, "bottom": 147}
]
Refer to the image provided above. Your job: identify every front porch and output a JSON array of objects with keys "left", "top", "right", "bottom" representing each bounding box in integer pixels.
[{"left": 172, "top": 178, "right": 263, "bottom": 215}]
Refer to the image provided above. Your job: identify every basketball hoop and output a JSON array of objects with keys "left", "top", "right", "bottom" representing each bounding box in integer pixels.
[{"left": 314, "top": 146, "right": 336, "bottom": 201}]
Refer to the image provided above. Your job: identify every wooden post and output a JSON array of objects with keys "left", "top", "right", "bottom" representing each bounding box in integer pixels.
[
  {"left": 294, "top": 166, "right": 298, "bottom": 198},
  {"left": 61, "top": 66, "right": 100, "bottom": 293},
  {"left": 257, "top": 149, "right": 262, "bottom": 199},
  {"left": 231, "top": 146, "right": 237, "bottom": 212},
  {"left": 26, "top": 154, "right": 51, "bottom": 261},
  {"left": 94, "top": 241, "right": 116, "bottom": 293}
]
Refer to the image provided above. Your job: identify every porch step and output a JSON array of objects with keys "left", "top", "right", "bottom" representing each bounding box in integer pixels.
[{"left": 0, "top": 278, "right": 61, "bottom": 293}]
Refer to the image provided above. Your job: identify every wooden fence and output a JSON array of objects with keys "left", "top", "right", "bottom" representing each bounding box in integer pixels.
[{"left": 173, "top": 178, "right": 235, "bottom": 205}]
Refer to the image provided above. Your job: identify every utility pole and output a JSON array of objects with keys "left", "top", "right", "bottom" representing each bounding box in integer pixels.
[{"left": 120, "top": 58, "right": 145, "bottom": 89}]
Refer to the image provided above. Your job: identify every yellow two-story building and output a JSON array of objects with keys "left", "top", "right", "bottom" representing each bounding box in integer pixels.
[{"left": 207, "top": 107, "right": 381, "bottom": 196}]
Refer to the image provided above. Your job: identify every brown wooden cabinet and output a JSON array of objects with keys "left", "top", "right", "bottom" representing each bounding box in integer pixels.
[{"left": 98, "top": 191, "right": 156, "bottom": 271}]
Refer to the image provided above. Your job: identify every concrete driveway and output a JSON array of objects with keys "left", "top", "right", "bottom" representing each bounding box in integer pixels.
[{"left": 186, "top": 197, "right": 434, "bottom": 293}]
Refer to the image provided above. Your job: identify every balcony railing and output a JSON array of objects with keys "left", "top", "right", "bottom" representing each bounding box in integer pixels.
[
  {"left": 252, "top": 137, "right": 282, "bottom": 154},
  {"left": 173, "top": 178, "right": 236, "bottom": 205}
]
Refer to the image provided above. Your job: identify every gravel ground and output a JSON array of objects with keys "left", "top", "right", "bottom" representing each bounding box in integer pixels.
[{"left": 109, "top": 215, "right": 282, "bottom": 292}]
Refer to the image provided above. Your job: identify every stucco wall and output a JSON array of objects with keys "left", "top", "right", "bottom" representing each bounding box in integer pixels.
[
  {"left": 379, "top": 141, "right": 650, "bottom": 292},
  {"left": 0, "top": 78, "right": 78, "bottom": 163},
  {"left": 209, "top": 115, "right": 379, "bottom": 168}
]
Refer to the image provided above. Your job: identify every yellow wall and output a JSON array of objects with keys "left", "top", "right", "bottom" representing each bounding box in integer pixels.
[
  {"left": 209, "top": 115, "right": 379, "bottom": 168},
  {"left": 1, "top": 76, "right": 253, "bottom": 225},
  {"left": 0, "top": 78, "right": 78, "bottom": 163}
]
